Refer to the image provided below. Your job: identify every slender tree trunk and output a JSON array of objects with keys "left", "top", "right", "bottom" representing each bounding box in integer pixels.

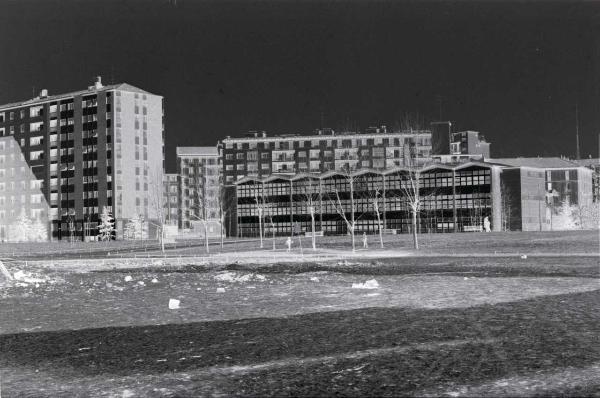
[
  {"left": 412, "top": 209, "right": 419, "bottom": 250},
  {"left": 204, "top": 222, "right": 209, "bottom": 253},
  {"left": 350, "top": 225, "right": 355, "bottom": 252},
  {"left": 310, "top": 207, "right": 316, "bottom": 251},
  {"left": 258, "top": 208, "right": 263, "bottom": 248},
  {"left": 161, "top": 225, "right": 165, "bottom": 254}
]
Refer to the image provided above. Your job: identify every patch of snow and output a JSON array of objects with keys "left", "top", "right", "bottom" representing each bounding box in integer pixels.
[
  {"left": 12, "top": 270, "right": 47, "bottom": 284},
  {"left": 214, "top": 271, "right": 266, "bottom": 283},
  {"left": 121, "top": 389, "right": 135, "bottom": 398},
  {"left": 352, "top": 279, "right": 379, "bottom": 289},
  {"left": 168, "top": 298, "right": 180, "bottom": 309},
  {"left": 216, "top": 287, "right": 226, "bottom": 293},
  {"left": 124, "top": 275, "right": 133, "bottom": 282}
]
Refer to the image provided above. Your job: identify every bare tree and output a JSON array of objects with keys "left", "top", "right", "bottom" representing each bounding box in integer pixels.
[
  {"left": 500, "top": 182, "right": 513, "bottom": 232},
  {"left": 372, "top": 189, "right": 384, "bottom": 249},
  {"left": 186, "top": 161, "right": 216, "bottom": 253},
  {"left": 148, "top": 167, "right": 167, "bottom": 253},
  {"left": 387, "top": 166, "right": 437, "bottom": 250},
  {"left": 326, "top": 172, "right": 359, "bottom": 252},
  {"left": 355, "top": 174, "right": 386, "bottom": 249},
  {"left": 253, "top": 181, "right": 266, "bottom": 249},
  {"left": 298, "top": 177, "right": 319, "bottom": 251}
]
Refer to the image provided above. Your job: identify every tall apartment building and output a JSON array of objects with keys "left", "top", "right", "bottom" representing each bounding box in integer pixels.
[
  {"left": 176, "top": 146, "right": 222, "bottom": 237},
  {"left": 221, "top": 127, "right": 433, "bottom": 236},
  {"left": 0, "top": 77, "right": 164, "bottom": 241}
]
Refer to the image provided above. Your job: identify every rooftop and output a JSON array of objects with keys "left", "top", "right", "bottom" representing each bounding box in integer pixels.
[
  {"left": 487, "top": 157, "right": 581, "bottom": 169},
  {"left": 176, "top": 146, "right": 220, "bottom": 157},
  {"left": 0, "top": 80, "right": 159, "bottom": 111}
]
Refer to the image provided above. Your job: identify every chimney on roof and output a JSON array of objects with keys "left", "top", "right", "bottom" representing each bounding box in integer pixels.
[
  {"left": 39, "top": 89, "right": 48, "bottom": 98},
  {"left": 95, "top": 76, "right": 103, "bottom": 89}
]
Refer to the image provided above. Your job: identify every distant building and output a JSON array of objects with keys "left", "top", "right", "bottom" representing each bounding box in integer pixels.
[
  {"left": 451, "top": 131, "right": 490, "bottom": 159},
  {"left": 176, "top": 146, "right": 222, "bottom": 237},
  {"left": 574, "top": 158, "right": 600, "bottom": 203},
  {"left": 490, "top": 157, "right": 594, "bottom": 209},
  {"left": 234, "top": 161, "right": 555, "bottom": 236},
  {"left": 163, "top": 173, "right": 179, "bottom": 226},
  {"left": 0, "top": 77, "right": 164, "bottom": 241}
]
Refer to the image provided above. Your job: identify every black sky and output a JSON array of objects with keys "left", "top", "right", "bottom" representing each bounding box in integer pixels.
[{"left": 1, "top": 0, "right": 599, "bottom": 172}]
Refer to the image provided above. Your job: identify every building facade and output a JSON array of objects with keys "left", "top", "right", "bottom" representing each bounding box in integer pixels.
[
  {"left": 163, "top": 173, "right": 179, "bottom": 226},
  {"left": 0, "top": 77, "right": 164, "bottom": 241},
  {"left": 176, "top": 146, "right": 222, "bottom": 237},
  {"left": 234, "top": 162, "right": 523, "bottom": 237},
  {"left": 221, "top": 128, "right": 434, "bottom": 236},
  {"left": 491, "top": 157, "right": 594, "bottom": 210},
  {"left": 450, "top": 131, "right": 490, "bottom": 159}
]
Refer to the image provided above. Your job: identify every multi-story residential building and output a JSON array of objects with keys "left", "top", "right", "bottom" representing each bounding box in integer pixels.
[
  {"left": 163, "top": 173, "right": 179, "bottom": 226},
  {"left": 176, "top": 146, "right": 222, "bottom": 237},
  {"left": 221, "top": 127, "right": 433, "bottom": 236},
  {"left": 0, "top": 77, "right": 164, "bottom": 241},
  {"left": 235, "top": 161, "right": 555, "bottom": 236},
  {"left": 450, "top": 131, "right": 490, "bottom": 159}
]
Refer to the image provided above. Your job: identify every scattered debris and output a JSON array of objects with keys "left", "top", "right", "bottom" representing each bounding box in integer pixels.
[
  {"left": 124, "top": 275, "right": 133, "bottom": 282},
  {"left": 310, "top": 277, "right": 320, "bottom": 282},
  {"left": 520, "top": 254, "right": 528, "bottom": 259},
  {"left": 464, "top": 277, "right": 469, "bottom": 280},
  {"left": 216, "top": 287, "right": 226, "bottom": 293},
  {"left": 168, "top": 298, "right": 180, "bottom": 309},
  {"left": 151, "top": 278, "right": 159, "bottom": 284},
  {"left": 352, "top": 279, "right": 379, "bottom": 289},
  {"left": 137, "top": 281, "right": 145, "bottom": 286}
]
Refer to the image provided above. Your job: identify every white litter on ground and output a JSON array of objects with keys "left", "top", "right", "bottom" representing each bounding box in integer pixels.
[
  {"left": 520, "top": 254, "right": 528, "bottom": 259},
  {"left": 216, "top": 287, "right": 226, "bottom": 293},
  {"left": 352, "top": 279, "right": 379, "bottom": 289},
  {"left": 168, "top": 298, "right": 180, "bottom": 309},
  {"left": 310, "top": 277, "right": 320, "bottom": 282},
  {"left": 124, "top": 275, "right": 133, "bottom": 282},
  {"left": 151, "top": 278, "right": 159, "bottom": 284},
  {"left": 214, "top": 271, "right": 266, "bottom": 283},
  {"left": 137, "top": 281, "right": 145, "bottom": 286}
]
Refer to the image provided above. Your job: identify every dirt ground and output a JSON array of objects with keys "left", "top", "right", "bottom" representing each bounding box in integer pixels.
[{"left": 1, "top": 241, "right": 599, "bottom": 397}]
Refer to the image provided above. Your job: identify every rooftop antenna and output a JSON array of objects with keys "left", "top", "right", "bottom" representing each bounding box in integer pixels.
[{"left": 575, "top": 102, "right": 581, "bottom": 160}]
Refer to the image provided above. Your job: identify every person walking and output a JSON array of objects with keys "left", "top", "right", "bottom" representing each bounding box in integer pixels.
[
  {"left": 286, "top": 236, "right": 292, "bottom": 252},
  {"left": 483, "top": 216, "right": 491, "bottom": 232},
  {"left": 362, "top": 232, "right": 368, "bottom": 249}
]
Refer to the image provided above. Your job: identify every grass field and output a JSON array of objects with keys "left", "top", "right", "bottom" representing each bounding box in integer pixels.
[{"left": 0, "top": 231, "right": 598, "bottom": 397}]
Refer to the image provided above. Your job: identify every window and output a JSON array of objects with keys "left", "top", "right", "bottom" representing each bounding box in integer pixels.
[{"left": 236, "top": 153, "right": 245, "bottom": 160}]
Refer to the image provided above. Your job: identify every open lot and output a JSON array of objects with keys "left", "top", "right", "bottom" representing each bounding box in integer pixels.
[{"left": 0, "top": 231, "right": 598, "bottom": 397}]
